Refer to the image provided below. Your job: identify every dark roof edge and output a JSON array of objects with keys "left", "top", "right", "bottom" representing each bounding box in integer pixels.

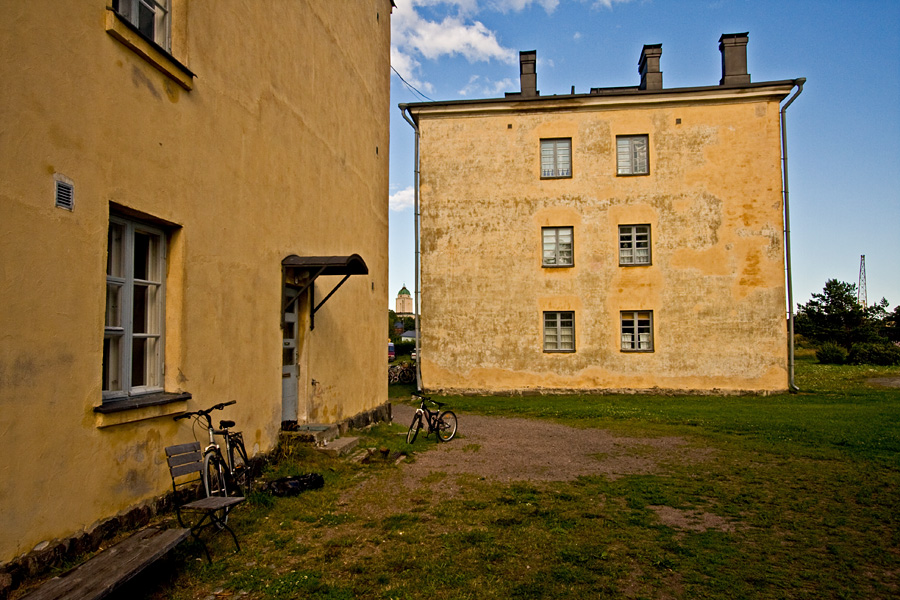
[{"left": 399, "top": 78, "right": 803, "bottom": 112}]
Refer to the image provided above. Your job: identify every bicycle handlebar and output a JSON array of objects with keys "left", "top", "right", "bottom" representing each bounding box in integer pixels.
[{"left": 173, "top": 401, "right": 237, "bottom": 422}]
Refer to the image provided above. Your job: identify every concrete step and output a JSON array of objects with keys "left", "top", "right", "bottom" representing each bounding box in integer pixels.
[
  {"left": 279, "top": 423, "right": 340, "bottom": 446},
  {"left": 317, "top": 436, "right": 359, "bottom": 458}
]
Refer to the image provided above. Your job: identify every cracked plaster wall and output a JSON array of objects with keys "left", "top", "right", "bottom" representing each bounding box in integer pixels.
[{"left": 417, "top": 99, "right": 788, "bottom": 394}]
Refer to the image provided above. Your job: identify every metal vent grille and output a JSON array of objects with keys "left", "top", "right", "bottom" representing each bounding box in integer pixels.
[{"left": 55, "top": 181, "right": 74, "bottom": 211}]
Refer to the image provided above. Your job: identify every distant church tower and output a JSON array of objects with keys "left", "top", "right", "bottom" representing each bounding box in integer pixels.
[{"left": 395, "top": 285, "right": 413, "bottom": 317}]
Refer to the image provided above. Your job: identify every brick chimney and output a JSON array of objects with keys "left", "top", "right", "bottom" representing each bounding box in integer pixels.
[
  {"left": 719, "top": 32, "right": 750, "bottom": 86},
  {"left": 638, "top": 44, "right": 663, "bottom": 90},
  {"left": 519, "top": 50, "right": 538, "bottom": 97}
]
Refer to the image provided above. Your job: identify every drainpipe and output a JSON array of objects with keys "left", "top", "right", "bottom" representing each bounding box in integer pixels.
[
  {"left": 400, "top": 104, "right": 423, "bottom": 392},
  {"left": 781, "top": 78, "right": 805, "bottom": 392}
]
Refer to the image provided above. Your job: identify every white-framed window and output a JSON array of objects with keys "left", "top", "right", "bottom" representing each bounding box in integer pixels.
[
  {"left": 621, "top": 311, "right": 653, "bottom": 352},
  {"left": 542, "top": 227, "right": 574, "bottom": 267},
  {"left": 616, "top": 135, "right": 649, "bottom": 175},
  {"left": 113, "top": 0, "right": 171, "bottom": 51},
  {"left": 104, "top": 216, "right": 166, "bottom": 400},
  {"left": 541, "top": 138, "right": 572, "bottom": 178},
  {"left": 619, "top": 225, "right": 651, "bottom": 265},
  {"left": 544, "top": 311, "right": 575, "bottom": 352}
]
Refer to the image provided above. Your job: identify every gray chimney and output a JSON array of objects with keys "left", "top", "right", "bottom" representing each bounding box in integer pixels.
[
  {"left": 638, "top": 44, "right": 663, "bottom": 90},
  {"left": 719, "top": 32, "right": 750, "bottom": 86},
  {"left": 519, "top": 50, "right": 538, "bottom": 97}
]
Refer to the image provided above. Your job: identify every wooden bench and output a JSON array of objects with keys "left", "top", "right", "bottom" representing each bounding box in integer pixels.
[
  {"left": 165, "top": 442, "right": 245, "bottom": 562},
  {"left": 19, "top": 527, "right": 189, "bottom": 600}
]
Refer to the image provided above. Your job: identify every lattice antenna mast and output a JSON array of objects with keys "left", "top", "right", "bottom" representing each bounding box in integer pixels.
[{"left": 858, "top": 255, "right": 867, "bottom": 307}]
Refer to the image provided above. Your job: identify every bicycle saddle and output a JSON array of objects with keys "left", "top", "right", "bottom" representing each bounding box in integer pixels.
[{"left": 219, "top": 419, "right": 235, "bottom": 428}]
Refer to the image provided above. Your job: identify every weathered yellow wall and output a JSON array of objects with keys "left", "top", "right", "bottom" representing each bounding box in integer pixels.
[
  {"left": 416, "top": 94, "right": 788, "bottom": 394},
  {"left": 0, "top": 1, "right": 391, "bottom": 562}
]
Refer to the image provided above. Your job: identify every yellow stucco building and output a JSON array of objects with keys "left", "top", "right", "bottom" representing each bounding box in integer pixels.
[
  {"left": 0, "top": 1, "right": 392, "bottom": 565},
  {"left": 402, "top": 35, "right": 803, "bottom": 396}
]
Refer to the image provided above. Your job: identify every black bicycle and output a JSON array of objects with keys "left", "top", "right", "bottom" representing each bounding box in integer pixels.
[
  {"left": 407, "top": 392, "right": 457, "bottom": 444},
  {"left": 174, "top": 401, "right": 252, "bottom": 522}
]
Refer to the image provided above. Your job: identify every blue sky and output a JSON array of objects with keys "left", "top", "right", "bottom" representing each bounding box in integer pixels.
[{"left": 387, "top": 0, "right": 900, "bottom": 312}]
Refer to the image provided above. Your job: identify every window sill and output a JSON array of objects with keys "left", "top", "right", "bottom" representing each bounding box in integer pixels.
[
  {"left": 621, "top": 349, "right": 655, "bottom": 353},
  {"left": 544, "top": 350, "right": 576, "bottom": 354},
  {"left": 105, "top": 8, "right": 194, "bottom": 90},
  {"left": 542, "top": 264, "right": 575, "bottom": 269},
  {"left": 540, "top": 176, "right": 573, "bottom": 180},
  {"left": 616, "top": 173, "right": 650, "bottom": 177},
  {"left": 619, "top": 263, "right": 653, "bottom": 267},
  {"left": 94, "top": 391, "right": 191, "bottom": 428}
]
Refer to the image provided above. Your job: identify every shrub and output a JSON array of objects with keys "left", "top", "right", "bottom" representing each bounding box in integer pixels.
[
  {"left": 816, "top": 342, "right": 847, "bottom": 365},
  {"left": 394, "top": 341, "right": 416, "bottom": 356},
  {"left": 846, "top": 343, "right": 900, "bottom": 366}
]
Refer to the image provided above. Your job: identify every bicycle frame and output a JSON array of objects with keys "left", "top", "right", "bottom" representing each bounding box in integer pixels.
[
  {"left": 407, "top": 393, "right": 457, "bottom": 444},
  {"left": 175, "top": 401, "right": 245, "bottom": 485}
]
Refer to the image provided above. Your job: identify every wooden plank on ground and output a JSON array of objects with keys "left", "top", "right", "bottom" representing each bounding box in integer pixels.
[{"left": 20, "top": 527, "right": 190, "bottom": 600}]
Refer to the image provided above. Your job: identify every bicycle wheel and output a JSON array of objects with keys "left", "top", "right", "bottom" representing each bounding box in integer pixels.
[
  {"left": 399, "top": 366, "right": 415, "bottom": 384},
  {"left": 406, "top": 414, "right": 422, "bottom": 444},
  {"left": 229, "top": 438, "right": 252, "bottom": 496},
  {"left": 203, "top": 452, "right": 229, "bottom": 527},
  {"left": 436, "top": 411, "right": 458, "bottom": 442}
]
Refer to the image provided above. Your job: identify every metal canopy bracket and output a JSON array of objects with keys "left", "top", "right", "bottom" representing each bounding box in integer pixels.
[{"left": 281, "top": 254, "right": 368, "bottom": 330}]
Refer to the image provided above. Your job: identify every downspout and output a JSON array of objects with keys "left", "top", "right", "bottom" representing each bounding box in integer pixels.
[
  {"left": 781, "top": 78, "right": 805, "bottom": 392},
  {"left": 400, "top": 104, "right": 423, "bottom": 392}
]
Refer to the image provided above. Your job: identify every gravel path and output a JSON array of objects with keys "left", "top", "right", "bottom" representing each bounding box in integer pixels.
[{"left": 391, "top": 403, "right": 708, "bottom": 485}]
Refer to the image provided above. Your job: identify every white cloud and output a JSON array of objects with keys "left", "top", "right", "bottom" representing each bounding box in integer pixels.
[
  {"left": 389, "top": 187, "right": 416, "bottom": 212},
  {"left": 573, "top": 31, "right": 582, "bottom": 40},
  {"left": 590, "top": 0, "right": 635, "bottom": 9},
  {"left": 391, "top": 46, "right": 435, "bottom": 94},
  {"left": 392, "top": 0, "right": 520, "bottom": 95},
  {"left": 489, "top": 0, "right": 560, "bottom": 12},
  {"left": 458, "top": 75, "right": 515, "bottom": 96}
]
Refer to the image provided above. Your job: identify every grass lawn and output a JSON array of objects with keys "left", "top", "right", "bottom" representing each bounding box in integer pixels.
[{"left": 109, "top": 354, "right": 899, "bottom": 599}]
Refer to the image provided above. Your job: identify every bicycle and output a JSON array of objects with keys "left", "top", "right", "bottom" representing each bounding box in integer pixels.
[
  {"left": 406, "top": 392, "right": 457, "bottom": 444},
  {"left": 389, "top": 362, "right": 416, "bottom": 385},
  {"left": 174, "top": 401, "right": 252, "bottom": 523}
]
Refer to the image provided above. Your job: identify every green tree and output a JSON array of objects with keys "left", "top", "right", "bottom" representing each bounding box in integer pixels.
[
  {"left": 795, "top": 279, "right": 888, "bottom": 349},
  {"left": 880, "top": 304, "right": 900, "bottom": 343},
  {"left": 388, "top": 310, "right": 402, "bottom": 343}
]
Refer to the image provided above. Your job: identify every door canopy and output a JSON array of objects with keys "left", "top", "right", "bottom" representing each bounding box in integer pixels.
[{"left": 282, "top": 254, "right": 369, "bottom": 330}]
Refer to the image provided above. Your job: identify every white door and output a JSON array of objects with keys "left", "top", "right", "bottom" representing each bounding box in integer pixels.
[{"left": 281, "top": 290, "right": 299, "bottom": 423}]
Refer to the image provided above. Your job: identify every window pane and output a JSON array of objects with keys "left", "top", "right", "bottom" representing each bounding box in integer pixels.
[
  {"left": 103, "top": 334, "right": 123, "bottom": 392},
  {"left": 541, "top": 142, "right": 555, "bottom": 176},
  {"left": 134, "top": 232, "right": 151, "bottom": 280},
  {"left": 633, "top": 137, "right": 649, "bottom": 174},
  {"left": 137, "top": 0, "right": 156, "bottom": 41},
  {"left": 106, "top": 283, "right": 123, "bottom": 328},
  {"left": 132, "top": 337, "right": 146, "bottom": 386},
  {"left": 133, "top": 283, "right": 148, "bottom": 334},
  {"left": 131, "top": 336, "right": 160, "bottom": 387},
  {"left": 556, "top": 140, "right": 571, "bottom": 176},
  {"left": 153, "top": 0, "right": 169, "bottom": 48},
  {"left": 617, "top": 139, "right": 632, "bottom": 174},
  {"left": 107, "top": 222, "right": 125, "bottom": 277}
]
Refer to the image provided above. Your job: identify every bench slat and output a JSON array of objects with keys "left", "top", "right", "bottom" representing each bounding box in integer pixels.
[
  {"left": 183, "top": 496, "right": 245, "bottom": 511},
  {"left": 165, "top": 442, "right": 201, "bottom": 456},
  {"left": 169, "top": 462, "right": 203, "bottom": 479},
  {"left": 167, "top": 450, "right": 203, "bottom": 468},
  {"left": 20, "top": 528, "right": 190, "bottom": 600}
]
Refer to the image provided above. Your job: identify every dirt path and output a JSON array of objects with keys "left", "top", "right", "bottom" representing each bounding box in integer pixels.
[
  {"left": 868, "top": 376, "right": 900, "bottom": 388},
  {"left": 392, "top": 403, "right": 709, "bottom": 485}
]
